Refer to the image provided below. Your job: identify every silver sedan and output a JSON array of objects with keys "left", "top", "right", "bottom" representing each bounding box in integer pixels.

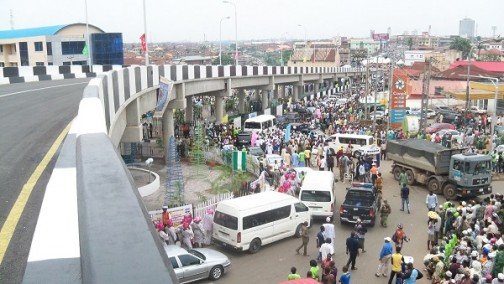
[{"left": 165, "top": 245, "right": 231, "bottom": 283}]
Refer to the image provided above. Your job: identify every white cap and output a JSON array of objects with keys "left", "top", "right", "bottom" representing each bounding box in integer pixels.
[
  {"left": 498, "top": 273, "right": 504, "bottom": 280},
  {"left": 384, "top": 237, "right": 392, "bottom": 242},
  {"left": 462, "top": 201, "right": 467, "bottom": 206},
  {"left": 162, "top": 205, "right": 168, "bottom": 209},
  {"left": 471, "top": 251, "right": 478, "bottom": 257},
  {"left": 326, "top": 217, "right": 332, "bottom": 222},
  {"left": 445, "top": 271, "right": 453, "bottom": 277},
  {"left": 489, "top": 252, "right": 497, "bottom": 259}
]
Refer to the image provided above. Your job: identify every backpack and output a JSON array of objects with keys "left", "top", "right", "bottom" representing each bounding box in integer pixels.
[
  {"left": 391, "top": 232, "right": 398, "bottom": 243},
  {"left": 415, "top": 269, "right": 423, "bottom": 279}
]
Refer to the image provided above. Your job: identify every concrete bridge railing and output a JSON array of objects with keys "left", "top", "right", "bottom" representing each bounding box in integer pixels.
[{"left": 23, "top": 64, "right": 364, "bottom": 283}]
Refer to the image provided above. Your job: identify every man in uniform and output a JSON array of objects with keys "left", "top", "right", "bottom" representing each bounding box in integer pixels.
[
  {"left": 380, "top": 200, "right": 391, "bottom": 227},
  {"left": 296, "top": 221, "right": 310, "bottom": 256}
]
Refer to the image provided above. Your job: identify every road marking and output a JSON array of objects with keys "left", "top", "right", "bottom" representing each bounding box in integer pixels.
[
  {"left": 0, "top": 82, "right": 88, "bottom": 99},
  {"left": 0, "top": 121, "right": 72, "bottom": 265}
]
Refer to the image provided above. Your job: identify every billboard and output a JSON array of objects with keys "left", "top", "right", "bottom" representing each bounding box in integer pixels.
[
  {"left": 372, "top": 33, "right": 390, "bottom": 41},
  {"left": 156, "top": 76, "right": 173, "bottom": 113}
]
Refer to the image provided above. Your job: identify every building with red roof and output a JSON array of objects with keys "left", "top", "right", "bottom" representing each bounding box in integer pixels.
[{"left": 449, "top": 60, "right": 504, "bottom": 74}]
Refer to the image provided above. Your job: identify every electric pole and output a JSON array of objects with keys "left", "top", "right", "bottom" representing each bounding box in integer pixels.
[
  {"left": 365, "top": 54, "right": 370, "bottom": 120},
  {"left": 419, "top": 59, "right": 432, "bottom": 131}
]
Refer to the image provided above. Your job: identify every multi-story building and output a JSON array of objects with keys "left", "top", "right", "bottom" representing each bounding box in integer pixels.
[
  {"left": 0, "top": 23, "right": 123, "bottom": 67},
  {"left": 425, "top": 50, "right": 462, "bottom": 71},
  {"left": 404, "top": 50, "right": 431, "bottom": 66},
  {"left": 349, "top": 38, "right": 381, "bottom": 55},
  {"left": 459, "top": 18, "right": 475, "bottom": 38},
  {"left": 288, "top": 41, "right": 340, "bottom": 68}
]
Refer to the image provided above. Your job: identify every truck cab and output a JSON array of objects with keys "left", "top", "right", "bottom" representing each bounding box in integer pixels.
[{"left": 446, "top": 153, "right": 492, "bottom": 198}]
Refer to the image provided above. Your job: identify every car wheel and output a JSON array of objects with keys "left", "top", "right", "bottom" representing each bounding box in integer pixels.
[
  {"left": 249, "top": 238, "right": 261, "bottom": 254},
  {"left": 443, "top": 184, "right": 457, "bottom": 200},
  {"left": 427, "top": 178, "right": 442, "bottom": 194},
  {"left": 209, "top": 266, "right": 224, "bottom": 280},
  {"left": 405, "top": 170, "right": 415, "bottom": 185},
  {"left": 294, "top": 224, "right": 302, "bottom": 238},
  {"left": 393, "top": 166, "right": 402, "bottom": 181}
]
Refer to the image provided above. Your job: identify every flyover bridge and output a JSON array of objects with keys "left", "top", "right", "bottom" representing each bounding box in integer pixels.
[{"left": 22, "top": 64, "right": 364, "bottom": 283}]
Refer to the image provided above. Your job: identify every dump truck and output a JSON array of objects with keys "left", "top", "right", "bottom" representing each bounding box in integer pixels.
[{"left": 387, "top": 139, "right": 492, "bottom": 200}]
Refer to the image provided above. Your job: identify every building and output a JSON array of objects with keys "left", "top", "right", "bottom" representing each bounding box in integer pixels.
[
  {"left": 349, "top": 38, "right": 381, "bottom": 55},
  {"left": 172, "top": 55, "right": 216, "bottom": 65},
  {"left": 459, "top": 18, "right": 475, "bottom": 38},
  {"left": 288, "top": 41, "right": 340, "bottom": 68},
  {"left": 425, "top": 50, "right": 462, "bottom": 71},
  {"left": 404, "top": 50, "right": 431, "bottom": 66},
  {"left": 0, "top": 23, "right": 123, "bottom": 67}
]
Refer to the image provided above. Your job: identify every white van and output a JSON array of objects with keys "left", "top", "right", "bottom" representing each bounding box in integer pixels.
[
  {"left": 298, "top": 171, "right": 335, "bottom": 218},
  {"left": 243, "top": 115, "right": 276, "bottom": 133},
  {"left": 328, "top": 134, "right": 374, "bottom": 158},
  {"left": 212, "top": 191, "right": 311, "bottom": 253}
]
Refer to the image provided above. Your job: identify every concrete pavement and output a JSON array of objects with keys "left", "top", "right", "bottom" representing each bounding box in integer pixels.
[
  {"left": 0, "top": 78, "right": 89, "bottom": 283},
  {"left": 199, "top": 159, "right": 504, "bottom": 284}
]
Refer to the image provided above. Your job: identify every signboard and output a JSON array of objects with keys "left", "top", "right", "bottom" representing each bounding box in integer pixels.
[
  {"left": 276, "top": 105, "right": 283, "bottom": 116},
  {"left": 156, "top": 76, "right": 173, "bottom": 112},
  {"left": 233, "top": 117, "right": 241, "bottom": 129},
  {"left": 264, "top": 108, "right": 271, "bottom": 115},
  {"left": 232, "top": 150, "right": 247, "bottom": 171},
  {"left": 391, "top": 93, "right": 407, "bottom": 108},
  {"left": 372, "top": 33, "right": 390, "bottom": 41},
  {"left": 284, "top": 123, "right": 292, "bottom": 142},
  {"left": 149, "top": 204, "right": 193, "bottom": 227},
  {"left": 390, "top": 109, "right": 406, "bottom": 123}
]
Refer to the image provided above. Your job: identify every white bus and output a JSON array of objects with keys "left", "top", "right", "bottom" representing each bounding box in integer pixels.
[
  {"left": 243, "top": 115, "right": 276, "bottom": 133},
  {"left": 212, "top": 191, "right": 311, "bottom": 254},
  {"left": 328, "top": 133, "right": 374, "bottom": 158},
  {"left": 298, "top": 171, "right": 335, "bottom": 218}
]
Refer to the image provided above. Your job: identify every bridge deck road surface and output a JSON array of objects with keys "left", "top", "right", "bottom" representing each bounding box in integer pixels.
[
  {"left": 0, "top": 78, "right": 89, "bottom": 283},
  {"left": 199, "top": 159, "right": 504, "bottom": 284}
]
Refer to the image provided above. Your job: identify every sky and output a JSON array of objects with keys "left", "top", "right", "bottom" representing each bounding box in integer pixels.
[{"left": 1, "top": 0, "right": 503, "bottom": 43}]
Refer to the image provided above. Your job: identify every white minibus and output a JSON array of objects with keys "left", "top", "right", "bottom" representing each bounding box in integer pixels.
[
  {"left": 212, "top": 191, "right": 311, "bottom": 253},
  {"left": 328, "top": 133, "right": 374, "bottom": 158},
  {"left": 298, "top": 171, "right": 335, "bottom": 218},
  {"left": 243, "top": 115, "right": 276, "bottom": 133}
]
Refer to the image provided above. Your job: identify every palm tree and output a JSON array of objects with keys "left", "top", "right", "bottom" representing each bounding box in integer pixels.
[{"left": 449, "top": 37, "right": 472, "bottom": 59}]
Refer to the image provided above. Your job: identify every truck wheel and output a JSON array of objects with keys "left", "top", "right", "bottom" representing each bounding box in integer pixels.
[
  {"left": 427, "top": 179, "right": 442, "bottom": 194},
  {"left": 443, "top": 184, "right": 457, "bottom": 200},
  {"left": 405, "top": 170, "right": 415, "bottom": 185},
  {"left": 249, "top": 238, "right": 261, "bottom": 254},
  {"left": 393, "top": 167, "right": 402, "bottom": 181}
]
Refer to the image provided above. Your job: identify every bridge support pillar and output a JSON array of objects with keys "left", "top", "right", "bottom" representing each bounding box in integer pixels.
[
  {"left": 163, "top": 109, "right": 174, "bottom": 139},
  {"left": 314, "top": 83, "right": 320, "bottom": 94},
  {"left": 215, "top": 92, "right": 224, "bottom": 124},
  {"left": 238, "top": 89, "right": 246, "bottom": 114},
  {"left": 293, "top": 85, "right": 299, "bottom": 102},
  {"left": 261, "top": 90, "right": 269, "bottom": 111},
  {"left": 185, "top": 97, "right": 193, "bottom": 123}
]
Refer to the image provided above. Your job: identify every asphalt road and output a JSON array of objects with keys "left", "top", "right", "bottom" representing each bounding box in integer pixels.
[
  {"left": 0, "top": 79, "right": 89, "bottom": 283},
  {"left": 200, "top": 159, "right": 504, "bottom": 284}
]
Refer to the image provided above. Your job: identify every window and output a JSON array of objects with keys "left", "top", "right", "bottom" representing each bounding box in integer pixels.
[
  {"left": 10, "top": 44, "right": 16, "bottom": 54},
  {"left": 0, "top": 45, "right": 3, "bottom": 53},
  {"left": 300, "top": 190, "right": 332, "bottom": 202},
  {"left": 243, "top": 205, "right": 291, "bottom": 230},
  {"left": 34, "top": 42, "right": 43, "bottom": 52},
  {"left": 0, "top": 63, "right": 4, "bottom": 67},
  {"left": 48, "top": 62, "right": 53, "bottom": 65},
  {"left": 91, "top": 33, "right": 124, "bottom": 64},
  {"left": 35, "top": 62, "right": 44, "bottom": 66},
  {"left": 46, "top": 42, "right": 52, "bottom": 56},
  {"left": 244, "top": 122, "right": 261, "bottom": 129},
  {"left": 214, "top": 211, "right": 238, "bottom": 230},
  {"left": 61, "top": 41, "right": 86, "bottom": 55},
  {"left": 294, "top": 202, "right": 309, "bottom": 213},
  {"left": 178, "top": 254, "right": 201, "bottom": 266},
  {"left": 169, "top": 257, "right": 179, "bottom": 269}
]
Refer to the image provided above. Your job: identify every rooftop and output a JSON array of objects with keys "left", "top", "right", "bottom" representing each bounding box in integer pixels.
[
  {"left": 450, "top": 60, "right": 504, "bottom": 73},
  {"left": 0, "top": 25, "right": 66, "bottom": 39}
]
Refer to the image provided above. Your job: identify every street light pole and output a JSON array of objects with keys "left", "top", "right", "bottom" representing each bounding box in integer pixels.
[
  {"left": 142, "top": 0, "right": 149, "bottom": 65},
  {"left": 84, "top": 0, "right": 92, "bottom": 68},
  {"left": 297, "top": 24, "right": 307, "bottom": 44},
  {"left": 219, "top": 16, "right": 230, "bottom": 65},
  {"left": 223, "top": 1, "right": 238, "bottom": 65}
]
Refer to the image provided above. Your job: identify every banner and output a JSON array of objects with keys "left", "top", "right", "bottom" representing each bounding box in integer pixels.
[
  {"left": 149, "top": 204, "right": 193, "bottom": 227},
  {"left": 232, "top": 150, "right": 247, "bottom": 171},
  {"left": 156, "top": 76, "right": 173, "bottom": 113},
  {"left": 233, "top": 117, "right": 241, "bottom": 129},
  {"left": 140, "top": 33, "right": 147, "bottom": 52},
  {"left": 284, "top": 123, "right": 292, "bottom": 142}
]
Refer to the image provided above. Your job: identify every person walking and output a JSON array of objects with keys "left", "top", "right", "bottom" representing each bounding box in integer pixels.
[
  {"left": 370, "top": 162, "right": 378, "bottom": 185},
  {"left": 380, "top": 200, "right": 391, "bottom": 227},
  {"left": 392, "top": 224, "right": 409, "bottom": 249},
  {"left": 345, "top": 232, "right": 360, "bottom": 270},
  {"left": 320, "top": 238, "right": 334, "bottom": 262},
  {"left": 426, "top": 191, "right": 438, "bottom": 212},
  {"left": 399, "top": 169, "right": 408, "bottom": 187},
  {"left": 339, "top": 266, "right": 351, "bottom": 284},
  {"left": 376, "top": 237, "right": 393, "bottom": 277},
  {"left": 400, "top": 184, "right": 410, "bottom": 214},
  {"left": 354, "top": 219, "right": 367, "bottom": 253},
  {"left": 316, "top": 226, "right": 326, "bottom": 261},
  {"left": 323, "top": 217, "right": 335, "bottom": 250},
  {"left": 388, "top": 246, "right": 404, "bottom": 284},
  {"left": 296, "top": 221, "right": 310, "bottom": 256}
]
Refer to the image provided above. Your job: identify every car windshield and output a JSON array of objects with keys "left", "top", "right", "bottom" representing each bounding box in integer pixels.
[
  {"left": 189, "top": 249, "right": 206, "bottom": 260},
  {"left": 300, "top": 190, "right": 331, "bottom": 202}
]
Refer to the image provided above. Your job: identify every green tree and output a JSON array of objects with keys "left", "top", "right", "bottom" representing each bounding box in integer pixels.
[
  {"left": 450, "top": 37, "right": 472, "bottom": 59},
  {"left": 406, "top": 38, "right": 414, "bottom": 50},
  {"left": 212, "top": 53, "right": 234, "bottom": 65}
]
